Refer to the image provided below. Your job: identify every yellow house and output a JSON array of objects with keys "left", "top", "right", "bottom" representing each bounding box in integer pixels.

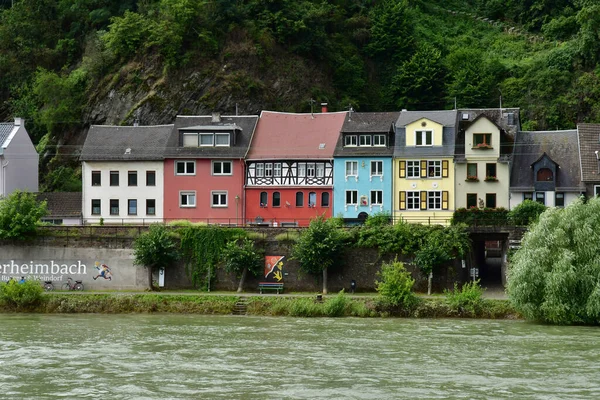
[
  {"left": 393, "top": 111, "right": 457, "bottom": 224},
  {"left": 454, "top": 110, "right": 518, "bottom": 210}
]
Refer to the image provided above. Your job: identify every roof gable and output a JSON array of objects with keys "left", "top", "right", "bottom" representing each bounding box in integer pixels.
[{"left": 0, "top": 123, "right": 14, "bottom": 148}]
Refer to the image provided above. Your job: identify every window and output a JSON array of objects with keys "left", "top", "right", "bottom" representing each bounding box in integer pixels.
[
  {"left": 110, "top": 199, "right": 119, "bottom": 215},
  {"left": 346, "top": 161, "right": 358, "bottom": 177},
  {"left": 91, "top": 171, "right": 101, "bottom": 186},
  {"left": 537, "top": 168, "right": 553, "bottom": 182},
  {"left": 260, "top": 191, "right": 268, "bottom": 207},
  {"left": 346, "top": 190, "right": 358, "bottom": 205},
  {"left": 146, "top": 171, "right": 156, "bottom": 186},
  {"left": 265, "top": 163, "right": 273, "bottom": 177},
  {"left": 474, "top": 133, "right": 492, "bottom": 147},
  {"left": 371, "top": 161, "right": 383, "bottom": 177},
  {"left": 344, "top": 135, "right": 357, "bottom": 146},
  {"left": 523, "top": 192, "right": 533, "bottom": 201},
  {"left": 180, "top": 192, "right": 196, "bottom": 207},
  {"left": 273, "top": 192, "right": 281, "bottom": 207},
  {"left": 309, "top": 192, "right": 317, "bottom": 207},
  {"left": 316, "top": 164, "right": 324, "bottom": 177},
  {"left": 407, "top": 191, "right": 420, "bottom": 210},
  {"left": 91, "top": 199, "right": 101, "bottom": 215},
  {"left": 371, "top": 190, "right": 383, "bottom": 205},
  {"left": 213, "top": 161, "right": 232, "bottom": 175},
  {"left": 128, "top": 199, "right": 137, "bottom": 215},
  {"left": 128, "top": 171, "right": 137, "bottom": 186},
  {"left": 359, "top": 135, "right": 371, "bottom": 146},
  {"left": 306, "top": 163, "right": 316, "bottom": 177},
  {"left": 428, "top": 161, "right": 441, "bottom": 178},
  {"left": 212, "top": 191, "right": 227, "bottom": 207},
  {"left": 428, "top": 192, "right": 441, "bottom": 210},
  {"left": 415, "top": 130, "right": 432, "bottom": 146},
  {"left": 373, "top": 135, "right": 386, "bottom": 146},
  {"left": 182, "top": 132, "right": 198, "bottom": 147},
  {"left": 296, "top": 192, "right": 304, "bottom": 207},
  {"left": 407, "top": 161, "right": 419, "bottom": 178},
  {"left": 215, "top": 133, "right": 230, "bottom": 146},
  {"left": 146, "top": 199, "right": 156, "bottom": 215},
  {"left": 274, "top": 163, "right": 282, "bottom": 177},
  {"left": 200, "top": 133, "right": 214, "bottom": 146},
  {"left": 595, "top": 185, "right": 600, "bottom": 197},
  {"left": 535, "top": 192, "right": 545, "bottom": 205},
  {"left": 555, "top": 192, "right": 565, "bottom": 207},
  {"left": 321, "top": 192, "right": 330, "bottom": 207},
  {"left": 176, "top": 161, "right": 195, "bottom": 175},
  {"left": 486, "top": 163, "right": 497, "bottom": 179},
  {"left": 486, "top": 193, "right": 497, "bottom": 208},
  {"left": 298, "top": 163, "right": 306, "bottom": 177},
  {"left": 467, "top": 193, "right": 477, "bottom": 208},
  {"left": 467, "top": 163, "right": 477, "bottom": 180},
  {"left": 110, "top": 171, "right": 119, "bottom": 186},
  {"left": 256, "top": 163, "right": 264, "bottom": 177}
]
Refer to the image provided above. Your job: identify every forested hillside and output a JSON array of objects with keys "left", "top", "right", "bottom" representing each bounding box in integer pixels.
[{"left": 0, "top": 0, "right": 599, "bottom": 190}]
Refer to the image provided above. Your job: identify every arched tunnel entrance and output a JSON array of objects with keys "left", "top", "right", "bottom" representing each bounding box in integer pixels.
[{"left": 468, "top": 232, "right": 509, "bottom": 290}]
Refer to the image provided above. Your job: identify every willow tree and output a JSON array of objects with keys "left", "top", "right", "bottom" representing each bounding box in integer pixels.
[{"left": 508, "top": 197, "right": 600, "bottom": 325}]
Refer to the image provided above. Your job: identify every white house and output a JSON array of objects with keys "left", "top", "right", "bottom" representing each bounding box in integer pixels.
[
  {"left": 0, "top": 117, "right": 39, "bottom": 197},
  {"left": 80, "top": 124, "right": 173, "bottom": 224}
]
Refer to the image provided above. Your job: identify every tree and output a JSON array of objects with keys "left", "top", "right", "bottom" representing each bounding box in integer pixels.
[
  {"left": 291, "top": 216, "right": 345, "bottom": 294},
  {"left": 0, "top": 190, "right": 47, "bottom": 239},
  {"left": 508, "top": 197, "right": 600, "bottom": 324},
  {"left": 508, "top": 200, "right": 547, "bottom": 226},
  {"left": 375, "top": 260, "right": 417, "bottom": 307},
  {"left": 222, "top": 237, "right": 264, "bottom": 293},
  {"left": 133, "top": 224, "right": 179, "bottom": 289}
]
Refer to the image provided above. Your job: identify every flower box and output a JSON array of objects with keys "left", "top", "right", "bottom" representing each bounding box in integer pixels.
[
  {"left": 485, "top": 176, "right": 498, "bottom": 182},
  {"left": 465, "top": 176, "right": 479, "bottom": 182},
  {"left": 474, "top": 143, "right": 493, "bottom": 149}
]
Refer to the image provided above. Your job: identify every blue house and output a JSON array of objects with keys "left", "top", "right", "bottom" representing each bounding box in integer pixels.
[{"left": 333, "top": 111, "right": 399, "bottom": 223}]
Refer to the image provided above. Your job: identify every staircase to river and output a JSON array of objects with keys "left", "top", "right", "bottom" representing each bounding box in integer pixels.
[{"left": 233, "top": 297, "right": 248, "bottom": 315}]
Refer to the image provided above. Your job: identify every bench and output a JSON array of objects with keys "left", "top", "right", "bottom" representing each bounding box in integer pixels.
[{"left": 259, "top": 282, "right": 284, "bottom": 294}]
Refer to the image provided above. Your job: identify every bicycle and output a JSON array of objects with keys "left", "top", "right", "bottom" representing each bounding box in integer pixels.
[
  {"left": 43, "top": 281, "right": 55, "bottom": 291},
  {"left": 62, "top": 277, "right": 84, "bottom": 291}
]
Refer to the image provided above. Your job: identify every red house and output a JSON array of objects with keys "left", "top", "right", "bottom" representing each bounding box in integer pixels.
[
  {"left": 245, "top": 110, "right": 347, "bottom": 226},
  {"left": 163, "top": 114, "right": 258, "bottom": 224}
]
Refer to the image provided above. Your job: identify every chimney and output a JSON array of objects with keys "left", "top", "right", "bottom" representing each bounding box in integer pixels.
[
  {"left": 14, "top": 117, "right": 23, "bottom": 126},
  {"left": 321, "top": 103, "right": 328, "bottom": 113},
  {"left": 212, "top": 112, "right": 221, "bottom": 123}
]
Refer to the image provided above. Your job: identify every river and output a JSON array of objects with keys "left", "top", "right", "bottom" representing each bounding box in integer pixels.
[{"left": 0, "top": 315, "right": 598, "bottom": 399}]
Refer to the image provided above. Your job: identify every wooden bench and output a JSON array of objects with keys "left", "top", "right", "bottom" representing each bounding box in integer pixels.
[{"left": 259, "top": 282, "right": 284, "bottom": 294}]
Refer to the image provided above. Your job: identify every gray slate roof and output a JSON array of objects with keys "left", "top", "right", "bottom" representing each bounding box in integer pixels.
[
  {"left": 455, "top": 108, "right": 519, "bottom": 160},
  {"left": 510, "top": 130, "right": 583, "bottom": 191},
  {"left": 80, "top": 125, "right": 173, "bottom": 161},
  {"left": 577, "top": 124, "right": 600, "bottom": 182},
  {"left": 0, "top": 122, "right": 14, "bottom": 148},
  {"left": 394, "top": 110, "right": 457, "bottom": 158},
  {"left": 333, "top": 112, "right": 399, "bottom": 157},
  {"left": 165, "top": 115, "right": 258, "bottom": 159},
  {"left": 36, "top": 192, "right": 82, "bottom": 218}
]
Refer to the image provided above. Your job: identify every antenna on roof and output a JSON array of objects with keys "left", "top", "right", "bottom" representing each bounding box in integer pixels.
[{"left": 309, "top": 98, "right": 316, "bottom": 118}]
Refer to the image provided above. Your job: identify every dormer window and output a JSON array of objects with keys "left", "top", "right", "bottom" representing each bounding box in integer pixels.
[
  {"left": 537, "top": 168, "right": 553, "bottom": 182},
  {"left": 344, "top": 135, "right": 357, "bottom": 146},
  {"left": 182, "top": 132, "right": 231, "bottom": 147},
  {"left": 473, "top": 133, "right": 492, "bottom": 149},
  {"left": 200, "top": 133, "right": 214, "bottom": 146},
  {"left": 415, "top": 130, "right": 432, "bottom": 146},
  {"left": 359, "top": 135, "right": 371, "bottom": 146},
  {"left": 215, "top": 133, "right": 230, "bottom": 146},
  {"left": 373, "top": 135, "right": 386, "bottom": 146}
]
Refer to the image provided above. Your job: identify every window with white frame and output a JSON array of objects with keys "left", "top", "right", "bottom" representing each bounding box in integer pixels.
[
  {"left": 415, "top": 130, "right": 433, "bottom": 146},
  {"left": 176, "top": 161, "right": 195, "bottom": 175},
  {"left": 274, "top": 163, "right": 282, "bottom": 177},
  {"left": 370, "top": 190, "right": 383, "bottom": 205},
  {"left": 199, "top": 133, "right": 214, "bottom": 146},
  {"left": 255, "top": 163, "right": 264, "bottom": 177},
  {"left": 307, "top": 163, "right": 316, "bottom": 177},
  {"left": 180, "top": 191, "right": 196, "bottom": 207},
  {"left": 371, "top": 161, "right": 383, "bottom": 177},
  {"left": 346, "top": 190, "right": 358, "bottom": 205},
  {"left": 182, "top": 132, "right": 198, "bottom": 147},
  {"left": 91, "top": 171, "right": 101, "bottom": 186},
  {"left": 407, "top": 160, "right": 420, "bottom": 178},
  {"left": 212, "top": 161, "right": 232, "bottom": 175},
  {"left": 215, "top": 133, "right": 230, "bottom": 146},
  {"left": 298, "top": 163, "right": 306, "bottom": 177},
  {"left": 212, "top": 191, "right": 227, "bottom": 207},
  {"left": 316, "top": 163, "right": 324, "bottom": 177},
  {"left": 346, "top": 161, "right": 358, "bottom": 177},
  {"left": 407, "top": 191, "right": 420, "bottom": 210},
  {"left": 373, "top": 135, "right": 386, "bottom": 146},
  {"left": 359, "top": 135, "right": 371, "bottom": 146},
  {"left": 427, "top": 160, "right": 441, "bottom": 178},
  {"left": 344, "top": 135, "right": 357, "bottom": 146},
  {"left": 265, "top": 163, "right": 273, "bottom": 177},
  {"left": 428, "top": 191, "right": 442, "bottom": 210},
  {"left": 91, "top": 199, "right": 101, "bottom": 215}
]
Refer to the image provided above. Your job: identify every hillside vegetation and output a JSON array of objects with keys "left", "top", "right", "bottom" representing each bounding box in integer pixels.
[{"left": 1, "top": 0, "right": 599, "bottom": 190}]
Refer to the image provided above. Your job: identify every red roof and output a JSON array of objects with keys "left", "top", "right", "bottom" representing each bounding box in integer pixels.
[{"left": 247, "top": 111, "right": 347, "bottom": 160}]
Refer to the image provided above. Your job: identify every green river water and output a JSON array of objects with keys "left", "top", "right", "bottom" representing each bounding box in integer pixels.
[{"left": 0, "top": 314, "right": 598, "bottom": 399}]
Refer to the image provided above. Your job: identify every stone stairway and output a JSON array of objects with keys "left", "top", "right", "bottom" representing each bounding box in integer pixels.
[{"left": 233, "top": 297, "right": 248, "bottom": 315}]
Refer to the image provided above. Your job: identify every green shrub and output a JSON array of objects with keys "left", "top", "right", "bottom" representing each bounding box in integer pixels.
[
  {"left": 324, "top": 290, "right": 349, "bottom": 317},
  {"left": 508, "top": 200, "right": 547, "bottom": 226},
  {"left": 289, "top": 297, "right": 323, "bottom": 317},
  {"left": 444, "top": 280, "right": 485, "bottom": 316},
  {"left": 375, "top": 260, "right": 417, "bottom": 307},
  {"left": 0, "top": 279, "right": 45, "bottom": 308},
  {"left": 451, "top": 207, "right": 508, "bottom": 226}
]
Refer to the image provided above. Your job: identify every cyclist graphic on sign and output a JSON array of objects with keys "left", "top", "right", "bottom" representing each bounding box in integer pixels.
[{"left": 93, "top": 261, "right": 113, "bottom": 281}]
